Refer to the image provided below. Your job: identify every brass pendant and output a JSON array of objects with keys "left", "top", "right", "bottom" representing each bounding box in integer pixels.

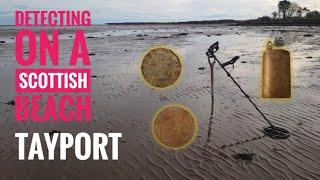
[{"left": 262, "top": 41, "right": 291, "bottom": 98}]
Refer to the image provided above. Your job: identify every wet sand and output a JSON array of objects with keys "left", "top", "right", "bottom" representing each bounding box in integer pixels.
[{"left": 0, "top": 24, "right": 320, "bottom": 180}]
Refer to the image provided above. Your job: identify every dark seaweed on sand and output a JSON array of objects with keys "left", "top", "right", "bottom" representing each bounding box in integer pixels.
[
  {"left": 1, "top": 100, "right": 15, "bottom": 106},
  {"left": 232, "top": 153, "right": 256, "bottom": 161}
]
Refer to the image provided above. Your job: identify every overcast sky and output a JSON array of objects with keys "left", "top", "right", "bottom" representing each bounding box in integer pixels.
[{"left": 1, "top": 0, "right": 319, "bottom": 24}]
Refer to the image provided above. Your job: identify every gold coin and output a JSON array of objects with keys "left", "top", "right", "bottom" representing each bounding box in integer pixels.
[
  {"left": 152, "top": 105, "right": 197, "bottom": 149},
  {"left": 141, "top": 47, "right": 182, "bottom": 88}
]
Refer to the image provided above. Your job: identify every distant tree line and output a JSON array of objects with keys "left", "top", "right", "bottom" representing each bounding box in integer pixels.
[
  {"left": 241, "top": 0, "right": 320, "bottom": 26},
  {"left": 270, "top": 0, "right": 320, "bottom": 20}
]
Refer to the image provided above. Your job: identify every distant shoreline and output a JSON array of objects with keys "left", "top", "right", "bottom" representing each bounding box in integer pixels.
[
  {"left": 106, "top": 19, "right": 320, "bottom": 26},
  {"left": 1, "top": 18, "right": 319, "bottom": 26},
  {"left": 239, "top": 18, "right": 320, "bottom": 26},
  {"left": 106, "top": 20, "right": 241, "bottom": 25}
]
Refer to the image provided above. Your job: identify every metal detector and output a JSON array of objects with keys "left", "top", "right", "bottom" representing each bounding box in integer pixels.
[{"left": 206, "top": 42, "right": 290, "bottom": 140}]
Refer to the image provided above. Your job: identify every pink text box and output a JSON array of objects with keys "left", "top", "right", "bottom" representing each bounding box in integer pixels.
[{"left": 16, "top": 69, "right": 91, "bottom": 93}]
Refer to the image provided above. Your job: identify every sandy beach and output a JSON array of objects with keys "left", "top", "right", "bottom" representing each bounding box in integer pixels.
[{"left": 0, "top": 24, "right": 320, "bottom": 180}]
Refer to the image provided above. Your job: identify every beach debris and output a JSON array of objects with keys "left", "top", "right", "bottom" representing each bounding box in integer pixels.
[
  {"left": 86, "top": 36, "right": 97, "bottom": 39},
  {"left": 221, "top": 144, "right": 227, "bottom": 149},
  {"left": 10, "top": 37, "right": 14, "bottom": 39},
  {"left": 306, "top": 56, "right": 313, "bottom": 59},
  {"left": 207, "top": 33, "right": 221, "bottom": 37},
  {"left": 88, "top": 53, "right": 96, "bottom": 56},
  {"left": 49, "top": 130, "right": 61, "bottom": 137},
  {"left": 198, "top": 67, "right": 206, "bottom": 70},
  {"left": 232, "top": 153, "right": 256, "bottom": 161},
  {"left": 170, "top": 33, "right": 189, "bottom": 38},
  {"left": 134, "top": 38, "right": 145, "bottom": 40},
  {"left": 303, "top": 34, "right": 313, "bottom": 37},
  {"left": 157, "top": 36, "right": 169, "bottom": 39},
  {"left": 0, "top": 99, "right": 15, "bottom": 106},
  {"left": 91, "top": 75, "right": 98, "bottom": 78},
  {"left": 107, "top": 34, "right": 111, "bottom": 36},
  {"left": 136, "top": 34, "right": 148, "bottom": 37},
  {"left": 159, "top": 96, "right": 169, "bottom": 102},
  {"left": 279, "top": 30, "right": 289, "bottom": 33},
  {"left": 6, "top": 100, "right": 15, "bottom": 106},
  {"left": 2, "top": 100, "right": 16, "bottom": 106},
  {"left": 112, "top": 170, "right": 119, "bottom": 176},
  {"left": 0, "top": 41, "right": 5, "bottom": 44},
  {"left": 241, "top": 61, "right": 248, "bottom": 64},
  {"left": 175, "top": 33, "right": 189, "bottom": 36}
]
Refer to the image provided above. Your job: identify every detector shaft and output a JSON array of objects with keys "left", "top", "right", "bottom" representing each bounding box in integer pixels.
[{"left": 212, "top": 54, "right": 274, "bottom": 127}]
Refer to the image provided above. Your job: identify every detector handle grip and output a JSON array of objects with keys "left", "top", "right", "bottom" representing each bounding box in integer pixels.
[
  {"left": 221, "top": 56, "right": 240, "bottom": 68},
  {"left": 206, "top": 42, "right": 219, "bottom": 58}
]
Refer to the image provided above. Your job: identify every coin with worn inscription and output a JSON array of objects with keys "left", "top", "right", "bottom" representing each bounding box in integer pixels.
[
  {"left": 141, "top": 47, "right": 182, "bottom": 88},
  {"left": 152, "top": 105, "right": 197, "bottom": 149}
]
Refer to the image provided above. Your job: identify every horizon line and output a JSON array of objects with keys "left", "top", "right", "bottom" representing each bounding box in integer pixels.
[{"left": 0, "top": 18, "right": 246, "bottom": 26}]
